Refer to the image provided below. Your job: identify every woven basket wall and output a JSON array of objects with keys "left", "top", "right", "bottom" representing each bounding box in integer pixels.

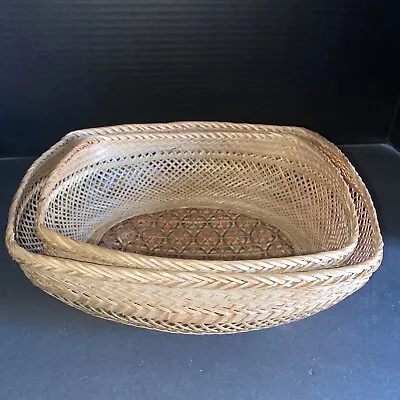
[
  {"left": 36, "top": 129, "right": 358, "bottom": 273},
  {"left": 6, "top": 122, "right": 383, "bottom": 334}
]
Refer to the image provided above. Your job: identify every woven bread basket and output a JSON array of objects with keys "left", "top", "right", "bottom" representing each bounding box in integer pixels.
[
  {"left": 6, "top": 122, "right": 383, "bottom": 334},
  {"left": 36, "top": 128, "right": 358, "bottom": 273}
]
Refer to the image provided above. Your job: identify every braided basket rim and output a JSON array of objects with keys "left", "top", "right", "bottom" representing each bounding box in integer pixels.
[
  {"left": 35, "top": 127, "right": 360, "bottom": 272},
  {"left": 6, "top": 122, "right": 383, "bottom": 288},
  {"left": 5, "top": 122, "right": 383, "bottom": 333}
]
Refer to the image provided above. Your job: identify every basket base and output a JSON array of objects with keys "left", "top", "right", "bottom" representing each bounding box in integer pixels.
[{"left": 99, "top": 207, "right": 295, "bottom": 261}]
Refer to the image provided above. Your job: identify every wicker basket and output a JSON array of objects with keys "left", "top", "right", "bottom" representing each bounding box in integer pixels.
[
  {"left": 36, "top": 128, "right": 358, "bottom": 273},
  {"left": 5, "top": 122, "right": 383, "bottom": 334}
]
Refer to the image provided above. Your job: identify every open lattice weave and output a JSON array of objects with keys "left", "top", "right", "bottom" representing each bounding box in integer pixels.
[
  {"left": 36, "top": 130, "right": 358, "bottom": 273},
  {"left": 6, "top": 122, "right": 383, "bottom": 334}
]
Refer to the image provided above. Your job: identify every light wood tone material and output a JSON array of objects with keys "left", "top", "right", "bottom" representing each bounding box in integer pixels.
[
  {"left": 6, "top": 122, "right": 383, "bottom": 334},
  {"left": 36, "top": 128, "right": 358, "bottom": 272}
]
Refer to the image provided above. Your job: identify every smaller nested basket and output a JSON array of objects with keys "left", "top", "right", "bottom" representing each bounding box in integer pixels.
[
  {"left": 36, "top": 129, "right": 358, "bottom": 273},
  {"left": 6, "top": 122, "right": 383, "bottom": 334}
]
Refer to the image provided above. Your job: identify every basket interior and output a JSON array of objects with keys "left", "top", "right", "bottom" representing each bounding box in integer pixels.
[
  {"left": 99, "top": 207, "right": 295, "bottom": 260},
  {"left": 40, "top": 136, "right": 355, "bottom": 257}
]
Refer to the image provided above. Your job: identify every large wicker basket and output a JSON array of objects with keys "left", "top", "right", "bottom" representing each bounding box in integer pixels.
[
  {"left": 6, "top": 122, "right": 383, "bottom": 334},
  {"left": 36, "top": 128, "right": 358, "bottom": 273}
]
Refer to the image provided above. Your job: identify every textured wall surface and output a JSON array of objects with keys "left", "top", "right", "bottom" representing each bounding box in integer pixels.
[{"left": 1, "top": 0, "right": 399, "bottom": 156}]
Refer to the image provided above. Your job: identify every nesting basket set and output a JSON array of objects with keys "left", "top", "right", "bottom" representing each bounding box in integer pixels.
[{"left": 6, "top": 122, "right": 383, "bottom": 334}]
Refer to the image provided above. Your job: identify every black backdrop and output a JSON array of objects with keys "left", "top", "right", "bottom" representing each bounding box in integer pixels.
[{"left": 1, "top": 0, "right": 399, "bottom": 157}]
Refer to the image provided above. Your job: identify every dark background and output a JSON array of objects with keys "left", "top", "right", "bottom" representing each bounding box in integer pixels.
[
  {"left": 2, "top": 2, "right": 400, "bottom": 398},
  {"left": 1, "top": 0, "right": 400, "bottom": 157}
]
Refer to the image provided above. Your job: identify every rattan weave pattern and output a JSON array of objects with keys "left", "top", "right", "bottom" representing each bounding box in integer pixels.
[
  {"left": 5, "top": 122, "right": 383, "bottom": 334},
  {"left": 36, "top": 129, "right": 358, "bottom": 273}
]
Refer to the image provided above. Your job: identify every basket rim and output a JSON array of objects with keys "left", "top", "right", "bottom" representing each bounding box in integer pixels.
[
  {"left": 21, "top": 263, "right": 369, "bottom": 334},
  {"left": 42, "top": 131, "right": 358, "bottom": 256},
  {"left": 6, "top": 122, "right": 383, "bottom": 289},
  {"left": 9, "top": 242, "right": 382, "bottom": 290},
  {"left": 35, "top": 127, "right": 360, "bottom": 271}
]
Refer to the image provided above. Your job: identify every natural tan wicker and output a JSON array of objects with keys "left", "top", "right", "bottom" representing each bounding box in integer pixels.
[
  {"left": 36, "top": 128, "right": 358, "bottom": 273},
  {"left": 5, "top": 122, "right": 383, "bottom": 334}
]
